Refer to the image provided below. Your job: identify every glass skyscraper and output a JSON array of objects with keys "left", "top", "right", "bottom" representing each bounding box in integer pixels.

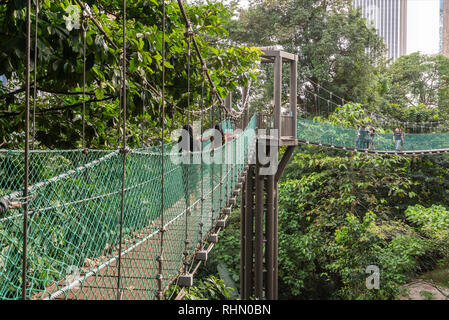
[
  {"left": 353, "top": 0, "right": 407, "bottom": 61},
  {"left": 442, "top": 0, "right": 449, "bottom": 56}
]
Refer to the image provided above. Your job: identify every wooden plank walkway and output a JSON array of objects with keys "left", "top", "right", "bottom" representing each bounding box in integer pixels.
[{"left": 33, "top": 172, "right": 219, "bottom": 300}]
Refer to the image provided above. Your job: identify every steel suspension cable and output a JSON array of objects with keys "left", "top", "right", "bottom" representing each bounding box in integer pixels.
[
  {"left": 219, "top": 109, "right": 223, "bottom": 212},
  {"left": 32, "top": 0, "right": 39, "bottom": 149},
  {"left": 302, "top": 76, "right": 449, "bottom": 129},
  {"left": 22, "top": 0, "right": 32, "bottom": 300},
  {"left": 116, "top": 0, "right": 127, "bottom": 301},
  {"left": 157, "top": 0, "right": 166, "bottom": 300},
  {"left": 82, "top": 11, "right": 88, "bottom": 149},
  {"left": 141, "top": 82, "right": 146, "bottom": 148},
  {"left": 199, "top": 65, "right": 206, "bottom": 258},
  {"left": 174, "top": 0, "right": 250, "bottom": 120},
  {"left": 209, "top": 94, "right": 215, "bottom": 239},
  {"left": 183, "top": 29, "right": 192, "bottom": 276}
]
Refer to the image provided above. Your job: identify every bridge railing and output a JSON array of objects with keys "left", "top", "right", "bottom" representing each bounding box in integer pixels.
[
  {"left": 0, "top": 116, "right": 257, "bottom": 300},
  {"left": 297, "top": 118, "right": 449, "bottom": 152}
]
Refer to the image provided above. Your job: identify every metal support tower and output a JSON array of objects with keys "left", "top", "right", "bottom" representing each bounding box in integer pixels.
[{"left": 240, "top": 50, "right": 298, "bottom": 300}]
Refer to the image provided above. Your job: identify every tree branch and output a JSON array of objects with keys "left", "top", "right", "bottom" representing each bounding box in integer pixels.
[{"left": 0, "top": 96, "right": 115, "bottom": 118}]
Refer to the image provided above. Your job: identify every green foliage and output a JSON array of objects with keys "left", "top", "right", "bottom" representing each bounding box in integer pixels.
[
  {"left": 274, "top": 148, "right": 449, "bottom": 299},
  {"left": 0, "top": 0, "right": 261, "bottom": 149},
  {"left": 406, "top": 204, "right": 449, "bottom": 252},
  {"left": 329, "top": 212, "right": 431, "bottom": 299},
  {"left": 326, "top": 103, "right": 372, "bottom": 128},
  {"left": 378, "top": 103, "right": 440, "bottom": 125},
  {"left": 226, "top": 0, "right": 387, "bottom": 112},
  {"left": 167, "top": 276, "right": 234, "bottom": 300},
  {"left": 380, "top": 52, "right": 449, "bottom": 116},
  {"left": 193, "top": 208, "right": 242, "bottom": 291}
]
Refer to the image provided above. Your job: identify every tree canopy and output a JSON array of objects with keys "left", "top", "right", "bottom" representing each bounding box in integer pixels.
[
  {"left": 225, "top": 0, "right": 387, "bottom": 110},
  {"left": 379, "top": 52, "right": 449, "bottom": 120},
  {"left": 0, "top": 0, "right": 261, "bottom": 149}
]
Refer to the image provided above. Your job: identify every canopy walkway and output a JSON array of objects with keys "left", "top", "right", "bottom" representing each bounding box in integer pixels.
[
  {"left": 2, "top": 0, "right": 449, "bottom": 302},
  {"left": 0, "top": 116, "right": 257, "bottom": 300},
  {"left": 2, "top": 112, "right": 449, "bottom": 300},
  {"left": 296, "top": 118, "right": 449, "bottom": 155}
]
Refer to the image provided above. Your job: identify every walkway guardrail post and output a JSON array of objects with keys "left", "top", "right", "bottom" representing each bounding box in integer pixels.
[
  {"left": 274, "top": 54, "right": 282, "bottom": 145},
  {"left": 243, "top": 165, "right": 254, "bottom": 299},
  {"left": 290, "top": 55, "right": 298, "bottom": 139},
  {"left": 22, "top": 0, "right": 32, "bottom": 300},
  {"left": 266, "top": 172, "right": 275, "bottom": 299},
  {"left": 254, "top": 140, "right": 264, "bottom": 299}
]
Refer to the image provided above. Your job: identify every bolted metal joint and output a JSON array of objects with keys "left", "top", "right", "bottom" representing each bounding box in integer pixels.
[
  {"left": 156, "top": 291, "right": 164, "bottom": 300},
  {"left": 0, "top": 197, "right": 21, "bottom": 216},
  {"left": 196, "top": 250, "right": 208, "bottom": 261},
  {"left": 208, "top": 233, "right": 218, "bottom": 243},
  {"left": 178, "top": 274, "right": 193, "bottom": 287},
  {"left": 216, "top": 219, "right": 226, "bottom": 228},
  {"left": 119, "top": 146, "right": 132, "bottom": 154},
  {"left": 184, "top": 27, "right": 195, "bottom": 38}
]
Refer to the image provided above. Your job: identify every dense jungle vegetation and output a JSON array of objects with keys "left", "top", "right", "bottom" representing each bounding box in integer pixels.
[
  {"left": 0, "top": 0, "right": 260, "bottom": 149},
  {"left": 1, "top": 0, "right": 449, "bottom": 300},
  {"left": 185, "top": 0, "right": 449, "bottom": 300}
]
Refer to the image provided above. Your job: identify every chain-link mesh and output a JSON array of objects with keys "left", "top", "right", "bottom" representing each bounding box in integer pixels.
[
  {"left": 0, "top": 115, "right": 257, "bottom": 300},
  {"left": 297, "top": 118, "right": 449, "bottom": 152}
]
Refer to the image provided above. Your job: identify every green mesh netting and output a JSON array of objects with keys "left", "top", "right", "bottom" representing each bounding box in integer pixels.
[
  {"left": 297, "top": 118, "right": 449, "bottom": 152},
  {"left": 0, "top": 115, "right": 257, "bottom": 300}
]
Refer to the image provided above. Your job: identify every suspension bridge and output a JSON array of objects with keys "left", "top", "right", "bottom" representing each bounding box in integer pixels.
[{"left": 2, "top": 1, "right": 449, "bottom": 301}]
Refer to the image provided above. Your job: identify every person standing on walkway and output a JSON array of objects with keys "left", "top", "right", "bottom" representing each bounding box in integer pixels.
[
  {"left": 355, "top": 125, "right": 361, "bottom": 149},
  {"left": 400, "top": 128, "right": 405, "bottom": 151},
  {"left": 393, "top": 128, "right": 403, "bottom": 151},
  {"left": 359, "top": 125, "right": 368, "bottom": 149},
  {"left": 178, "top": 124, "right": 201, "bottom": 210},
  {"left": 368, "top": 125, "right": 376, "bottom": 150}
]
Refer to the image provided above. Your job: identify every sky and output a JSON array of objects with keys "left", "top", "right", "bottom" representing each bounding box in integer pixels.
[{"left": 407, "top": 0, "right": 441, "bottom": 54}]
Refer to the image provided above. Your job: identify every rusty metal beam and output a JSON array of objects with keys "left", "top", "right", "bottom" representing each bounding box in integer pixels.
[
  {"left": 273, "top": 56, "right": 282, "bottom": 142},
  {"left": 254, "top": 148, "right": 264, "bottom": 299},
  {"left": 265, "top": 172, "right": 275, "bottom": 299},
  {"left": 273, "top": 183, "right": 279, "bottom": 300},
  {"left": 275, "top": 146, "right": 295, "bottom": 183},
  {"left": 243, "top": 165, "right": 254, "bottom": 299},
  {"left": 240, "top": 177, "right": 246, "bottom": 299}
]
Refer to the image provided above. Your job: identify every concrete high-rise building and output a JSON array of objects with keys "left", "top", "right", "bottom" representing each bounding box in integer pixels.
[
  {"left": 353, "top": 0, "right": 407, "bottom": 61},
  {"left": 442, "top": 0, "right": 449, "bottom": 57}
]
